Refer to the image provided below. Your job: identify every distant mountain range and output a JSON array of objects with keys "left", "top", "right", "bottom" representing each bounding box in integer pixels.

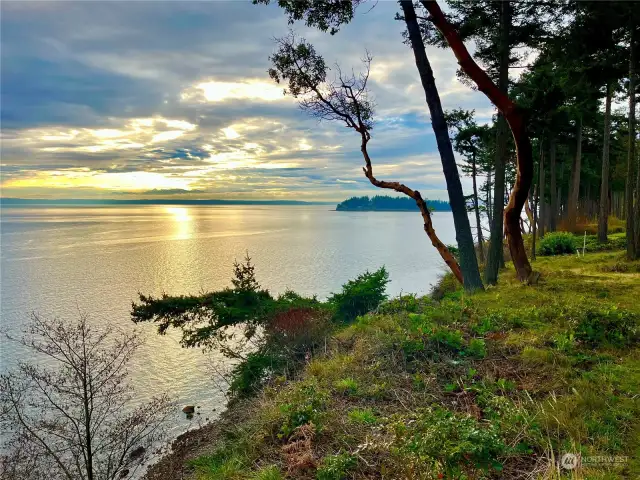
[
  {"left": 336, "top": 195, "right": 451, "bottom": 212},
  {"left": 0, "top": 198, "right": 333, "bottom": 206}
]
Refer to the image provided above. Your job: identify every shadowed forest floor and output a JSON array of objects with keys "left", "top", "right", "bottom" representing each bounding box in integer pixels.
[{"left": 147, "top": 248, "right": 640, "bottom": 480}]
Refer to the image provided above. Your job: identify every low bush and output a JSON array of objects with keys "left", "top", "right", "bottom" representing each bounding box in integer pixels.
[
  {"left": 573, "top": 307, "right": 638, "bottom": 348},
  {"left": 316, "top": 453, "right": 357, "bottom": 480},
  {"left": 538, "top": 232, "right": 577, "bottom": 256},
  {"left": 328, "top": 267, "right": 389, "bottom": 322},
  {"left": 390, "top": 407, "right": 507, "bottom": 476},
  {"left": 278, "top": 384, "right": 327, "bottom": 438}
]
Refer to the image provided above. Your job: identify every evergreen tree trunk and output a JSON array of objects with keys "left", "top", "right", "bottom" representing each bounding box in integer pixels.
[
  {"left": 484, "top": 0, "right": 511, "bottom": 284},
  {"left": 549, "top": 137, "right": 557, "bottom": 232},
  {"left": 532, "top": 183, "right": 538, "bottom": 260},
  {"left": 401, "top": 0, "right": 483, "bottom": 291},
  {"left": 627, "top": 23, "right": 637, "bottom": 259},
  {"left": 472, "top": 152, "right": 485, "bottom": 262},
  {"left": 567, "top": 116, "right": 583, "bottom": 232},
  {"left": 487, "top": 168, "right": 493, "bottom": 228},
  {"left": 538, "top": 138, "right": 546, "bottom": 238},
  {"left": 422, "top": 0, "right": 534, "bottom": 283},
  {"left": 598, "top": 83, "right": 613, "bottom": 243}
]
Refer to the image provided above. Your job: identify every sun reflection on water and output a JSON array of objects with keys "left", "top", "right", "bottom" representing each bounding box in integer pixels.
[{"left": 165, "top": 207, "right": 193, "bottom": 240}]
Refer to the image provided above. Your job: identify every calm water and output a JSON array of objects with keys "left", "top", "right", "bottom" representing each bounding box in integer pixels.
[{"left": 0, "top": 205, "right": 457, "bottom": 464}]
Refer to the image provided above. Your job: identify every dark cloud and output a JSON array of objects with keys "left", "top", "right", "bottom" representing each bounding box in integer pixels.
[{"left": 0, "top": 0, "right": 492, "bottom": 200}]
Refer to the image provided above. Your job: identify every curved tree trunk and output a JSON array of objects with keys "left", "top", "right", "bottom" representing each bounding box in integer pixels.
[
  {"left": 421, "top": 0, "right": 534, "bottom": 283},
  {"left": 598, "top": 83, "right": 613, "bottom": 243},
  {"left": 359, "top": 134, "right": 463, "bottom": 284},
  {"left": 401, "top": 0, "right": 483, "bottom": 292}
]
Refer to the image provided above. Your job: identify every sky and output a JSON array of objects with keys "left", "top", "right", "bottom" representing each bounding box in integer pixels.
[{"left": 0, "top": 0, "right": 494, "bottom": 202}]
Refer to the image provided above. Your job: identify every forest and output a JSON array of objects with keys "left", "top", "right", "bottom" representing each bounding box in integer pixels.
[{"left": 335, "top": 196, "right": 451, "bottom": 211}]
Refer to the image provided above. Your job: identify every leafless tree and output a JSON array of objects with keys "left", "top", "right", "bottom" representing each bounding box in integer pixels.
[
  {"left": 0, "top": 313, "right": 173, "bottom": 480},
  {"left": 269, "top": 33, "right": 463, "bottom": 283}
]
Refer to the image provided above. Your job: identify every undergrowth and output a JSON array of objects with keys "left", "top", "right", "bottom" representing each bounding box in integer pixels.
[{"left": 183, "top": 250, "right": 639, "bottom": 480}]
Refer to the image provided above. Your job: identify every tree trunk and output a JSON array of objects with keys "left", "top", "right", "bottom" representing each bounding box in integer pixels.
[
  {"left": 482, "top": 0, "right": 511, "bottom": 284},
  {"left": 472, "top": 152, "right": 485, "bottom": 262},
  {"left": 567, "top": 116, "right": 582, "bottom": 232},
  {"left": 549, "top": 137, "right": 557, "bottom": 232},
  {"left": 359, "top": 135, "right": 464, "bottom": 284},
  {"left": 487, "top": 168, "right": 493, "bottom": 227},
  {"left": 401, "top": 0, "right": 483, "bottom": 291},
  {"left": 633, "top": 25, "right": 640, "bottom": 258},
  {"left": 422, "top": 0, "right": 534, "bottom": 283},
  {"left": 532, "top": 183, "right": 538, "bottom": 260},
  {"left": 598, "top": 83, "right": 613, "bottom": 243},
  {"left": 627, "top": 23, "right": 637, "bottom": 259},
  {"left": 538, "top": 137, "right": 546, "bottom": 238}
]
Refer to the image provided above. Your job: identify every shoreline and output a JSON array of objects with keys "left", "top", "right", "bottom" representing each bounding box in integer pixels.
[{"left": 144, "top": 399, "right": 252, "bottom": 480}]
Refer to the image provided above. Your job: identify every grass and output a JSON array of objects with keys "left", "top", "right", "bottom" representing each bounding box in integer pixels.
[{"left": 187, "top": 249, "right": 640, "bottom": 480}]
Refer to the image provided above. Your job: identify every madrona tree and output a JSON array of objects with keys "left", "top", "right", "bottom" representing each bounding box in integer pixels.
[{"left": 268, "top": 34, "right": 465, "bottom": 285}]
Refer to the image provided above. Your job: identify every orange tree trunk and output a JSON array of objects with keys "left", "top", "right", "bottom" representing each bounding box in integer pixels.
[{"left": 421, "top": 0, "right": 533, "bottom": 282}]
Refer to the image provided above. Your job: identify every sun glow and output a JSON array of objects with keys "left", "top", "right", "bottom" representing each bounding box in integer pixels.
[{"left": 192, "top": 80, "right": 284, "bottom": 102}]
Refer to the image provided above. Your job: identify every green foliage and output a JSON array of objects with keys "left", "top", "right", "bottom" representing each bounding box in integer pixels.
[
  {"left": 467, "top": 338, "right": 487, "bottom": 359},
  {"left": 538, "top": 232, "right": 577, "bottom": 256},
  {"left": 229, "top": 352, "right": 286, "bottom": 398},
  {"left": 328, "top": 267, "right": 389, "bottom": 322},
  {"left": 334, "top": 377, "right": 359, "bottom": 396},
  {"left": 347, "top": 408, "right": 377, "bottom": 425},
  {"left": 573, "top": 307, "right": 638, "bottom": 348},
  {"left": 189, "top": 451, "right": 247, "bottom": 479},
  {"left": 316, "top": 453, "right": 357, "bottom": 480},
  {"left": 391, "top": 408, "right": 507, "bottom": 475},
  {"left": 250, "top": 465, "right": 283, "bottom": 480},
  {"left": 335, "top": 195, "right": 450, "bottom": 212},
  {"left": 278, "top": 384, "right": 326, "bottom": 438}
]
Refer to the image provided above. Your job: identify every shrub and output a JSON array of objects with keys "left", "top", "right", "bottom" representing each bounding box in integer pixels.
[
  {"left": 316, "top": 452, "right": 357, "bottom": 480},
  {"left": 466, "top": 338, "right": 487, "bottom": 358},
  {"left": 278, "top": 384, "right": 326, "bottom": 438},
  {"left": 328, "top": 267, "right": 389, "bottom": 322},
  {"left": 229, "top": 351, "right": 286, "bottom": 398},
  {"left": 391, "top": 407, "right": 507, "bottom": 475},
  {"left": 538, "top": 232, "right": 577, "bottom": 256},
  {"left": 573, "top": 307, "right": 638, "bottom": 348}
]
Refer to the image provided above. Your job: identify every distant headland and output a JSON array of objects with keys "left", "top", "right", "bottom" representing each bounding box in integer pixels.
[
  {"left": 335, "top": 195, "right": 451, "bottom": 212},
  {"left": 0, "top": 198, "right": 332, "bottom": 206}
]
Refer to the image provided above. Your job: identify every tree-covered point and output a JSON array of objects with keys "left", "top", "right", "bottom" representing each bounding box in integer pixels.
[{"left": 336, "top": 195, "right": 451, "bottom": 212}]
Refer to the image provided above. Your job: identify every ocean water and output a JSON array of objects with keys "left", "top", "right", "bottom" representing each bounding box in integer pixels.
[{"left": 0, "top": 204, "right": 458, "bottom": 469}]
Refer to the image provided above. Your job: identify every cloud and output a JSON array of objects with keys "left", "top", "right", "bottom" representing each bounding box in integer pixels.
[{"left": 0, "top": 0, "right": 492, "bottom": 201}]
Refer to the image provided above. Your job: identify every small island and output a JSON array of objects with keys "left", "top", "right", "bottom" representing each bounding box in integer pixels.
[{"left": 336, "top": 195, "right": 451, "bottom": 212}]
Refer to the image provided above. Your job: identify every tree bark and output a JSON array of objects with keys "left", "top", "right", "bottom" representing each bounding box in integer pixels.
[
  {"left": 401, "top": 0, "right": 483, "bottom": 291},
  {"left": 627, "top": 23, "right": 637, "bottom": 259},
  {"left": 487, "top": 168, "right": 493, "bottom": 227},
  {"left": 538, "top": 137, "right": 546, "bottom": 238},
  {"left": 422, "top": 0, "right": 534, "bottom": 283},
  {"left": 472, "top": 152, "right": 485, "bottom": 262},
  {"left": 632, "top": 24, "right": 640, "bottom": 258},
  {"left": 567, "top": 116, "right": 582, "bottom": 232},
  {"left": 549, "top": 137, "right": 557, "bottom": 232},
  {"left": 598, "top": 83, "right": 613, "bottom": 243},
  {"left": 532, "top": 183, "right": 538, "bottom": 260},
  {"left": 483, "top": 0, "right": 511, "bottom": 285}
]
